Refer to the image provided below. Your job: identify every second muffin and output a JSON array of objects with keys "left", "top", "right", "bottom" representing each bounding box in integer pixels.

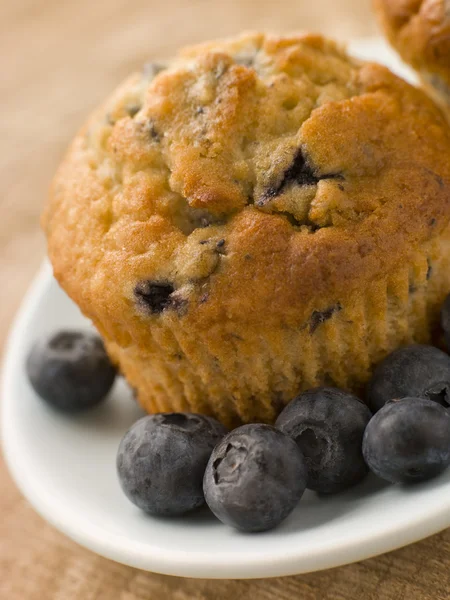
[{"left": 374, "top": 0, "right": 450, "bottom": 113}]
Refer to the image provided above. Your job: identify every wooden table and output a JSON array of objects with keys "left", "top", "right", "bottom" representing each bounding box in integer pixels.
[{"left": 1, "top": 1, "right": 449, "bottom": 598}]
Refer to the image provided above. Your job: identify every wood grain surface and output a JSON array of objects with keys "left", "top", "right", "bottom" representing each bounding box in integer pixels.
[{"left": 1, "top": 1, "right": 449, "bottom": 598}]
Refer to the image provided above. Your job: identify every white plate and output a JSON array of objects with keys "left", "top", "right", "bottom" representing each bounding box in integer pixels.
[{"left": 3, "top": 40, "right": 449, "bottom": 580}]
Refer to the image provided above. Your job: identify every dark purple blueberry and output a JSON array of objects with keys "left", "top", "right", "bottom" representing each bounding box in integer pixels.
[
  {"left": 367, "top": 345, "right": 450, "bottom": 412},
  {"left": 117, "top": 413, "right": 227, "bottom": 516},
  {"left": 441, "top": 293, "right": 450, "bottom": 351},
  {"left": 363, "top": 398, "right": 450, "bottom": 484},
  {"left": 26, "top": 330, "right": 116, "bottom": 412},
  {"left": 258, "top": 148, "right": 343, "bottom": 204},
  {"left": 134, "top": 281, "right": 175, "bottom": 314},
  {"left": 203, "top": 424, "right": 306, "bottom": 532},
  {"left": 275, "top": 387, "right": 371, "bottom": 493}
]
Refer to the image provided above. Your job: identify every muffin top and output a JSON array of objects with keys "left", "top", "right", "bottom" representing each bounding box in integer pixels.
[
  {"left": 374, "top": 0, "right": 450, "bottom": 99},
  {"left": 43, "top": 32, "right": 450, "bottom": 343}
]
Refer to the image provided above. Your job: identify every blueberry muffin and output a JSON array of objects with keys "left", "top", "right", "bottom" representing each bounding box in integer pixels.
[
  {"left": 374, "top": 0, "right": 450, "bottom": 112},
  {"left": 43, "top": 32, "right": 450, "bottom": 426}
]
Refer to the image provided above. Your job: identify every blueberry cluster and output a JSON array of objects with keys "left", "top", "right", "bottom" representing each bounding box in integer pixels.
[{"left": 26, "top": 297, "right": 450, "bottom": 533}]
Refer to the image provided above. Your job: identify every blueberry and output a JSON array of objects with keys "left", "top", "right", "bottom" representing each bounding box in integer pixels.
[
  {"left": 134, "top": 281, "right": 174, "bottom": 314},
  {"left": 258, "top": 148, "right": 343, "bottom": 204},
  {"left": 367, "top": 345, "right": 450, "bottom": 412},
  {"left": 275, "top": 387, "right": 371, "bottom": 493},
  {"left": 363, "top": 398, "right": 450, "bottom": 484},
  {"left": 117, "top": 413, "right": 227, "bottom": 516},
  {"left": 441, "top": 293, "right": 450, "bottom": 351},
  {"left": 26, "top": 330, "right": 116, "bottom": 412},
  {"left": 203, "top": 424, "right": 307, "bottom": 532}
]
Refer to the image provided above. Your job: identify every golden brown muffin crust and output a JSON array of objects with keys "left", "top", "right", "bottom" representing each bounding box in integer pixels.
[{"left": 43, "top": 32, "right": 450, "bottom": 422}]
